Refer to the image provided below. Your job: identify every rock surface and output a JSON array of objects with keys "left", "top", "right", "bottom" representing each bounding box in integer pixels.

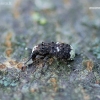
[{"left": 0, "top": 0, "right": 100, "bottom": 100}]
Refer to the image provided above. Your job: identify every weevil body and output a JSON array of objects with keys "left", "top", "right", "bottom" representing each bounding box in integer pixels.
[{"left": 24, "top": 42, "right": 75, "bottom": 66}]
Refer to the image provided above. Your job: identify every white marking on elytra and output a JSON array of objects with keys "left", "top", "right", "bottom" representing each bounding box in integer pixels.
[
  {"left": 56, "top": 46, "right": 60, "bottom": 52},
  {"left": 56, "top": 42, "right": 60, "bottom": 52},
  {"left": 32, "top": 45, "right": 38, "bottom": 53},
  {"left": 56, "top": 42, "right": 60, "bottom": 44}
]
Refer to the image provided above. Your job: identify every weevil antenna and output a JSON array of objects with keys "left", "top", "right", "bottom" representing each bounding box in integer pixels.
[
  {"left": 24, "top": 48, "right": 33, "bottom": 65},
  {"left": 24, "top": 54, "right": 32, "bottom": 65}
]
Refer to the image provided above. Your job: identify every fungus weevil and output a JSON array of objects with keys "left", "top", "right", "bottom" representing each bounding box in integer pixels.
[{"left": 23, "top": 42, "right": 75, "bottom": 69}]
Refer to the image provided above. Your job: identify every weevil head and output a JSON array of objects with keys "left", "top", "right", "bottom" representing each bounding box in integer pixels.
[
  {"left": 69, "top": 45, "right": 75, "bottom": 60},
  {"left": 32, "top": 45, "right": 38, "bottom": 53}
]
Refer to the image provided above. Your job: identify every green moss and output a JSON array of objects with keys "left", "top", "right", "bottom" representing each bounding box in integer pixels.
[
  {"left": 32, "top": 12, "right": 47, "bottom": 25},
  {"left": 32, "top": 13, "right": 40, "bottom": 21},
  {"left": 39, "top": 18, "right": 47, "bottom": 25}
]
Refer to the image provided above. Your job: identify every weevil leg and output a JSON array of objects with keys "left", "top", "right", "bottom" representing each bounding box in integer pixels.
[
  {"left": 31, "top": 65, "right": 38, "bottom": 74},
  {"left": 56, "top": 58, "right": 62, "bottom": 65},
  {"left": 40, "top": 55, "right": 51, "bottom": 75}
]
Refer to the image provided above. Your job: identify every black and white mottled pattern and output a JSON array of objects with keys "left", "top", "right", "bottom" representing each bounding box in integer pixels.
[{"left": 31, "top": 42, "right": 75, "bottom": 61}]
